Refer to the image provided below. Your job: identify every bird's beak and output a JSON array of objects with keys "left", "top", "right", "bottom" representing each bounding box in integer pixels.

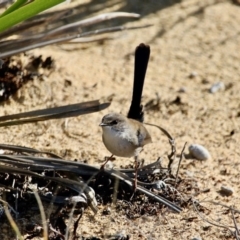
[{"left": 99, "top": 122, "right": 107, "bottom": 126}]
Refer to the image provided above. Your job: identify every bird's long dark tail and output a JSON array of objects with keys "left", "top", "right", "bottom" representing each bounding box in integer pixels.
[{"left": 127, "top": 43, "right": 150, "bottom": 122}]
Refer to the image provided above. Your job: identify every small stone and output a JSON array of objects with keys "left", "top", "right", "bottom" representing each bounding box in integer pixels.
[
  {"left": 178, "top": 87, "right": 187, "bottom": 93},
  {"left": 191, "top": 237, "right": 202, "bottom": 240},
  {"left": 102, "top": 206, "right": 111, "bottom": 215},
  {"left": 189, "top": 71, "right": 198, "bottom": 78},
  {"left": 153, "top": 180, "right": 166, "bottom": 190},
  {"left": 209, "top": 82, "right": 225, "bottom": 93},
  {"left": 220, "top": 186, "right": 234, "bottom": 196},
  {"left": 188, "top": 144, "right": 211, "bottom": 161}
]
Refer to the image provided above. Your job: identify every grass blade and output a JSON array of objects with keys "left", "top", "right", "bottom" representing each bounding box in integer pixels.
[
  {"left": 0, "top": 0, "right": 65, "bottom": 33},
  {"left": 0, "top": 101, "right": 110, "bottom": 127},
  {"left": 0, "top": 0, "right": 28, "bottom": 18}
]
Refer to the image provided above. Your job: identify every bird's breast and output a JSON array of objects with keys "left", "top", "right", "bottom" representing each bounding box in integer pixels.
[{"left": 102, "top": 126, "right": 137, "bottom": 157}]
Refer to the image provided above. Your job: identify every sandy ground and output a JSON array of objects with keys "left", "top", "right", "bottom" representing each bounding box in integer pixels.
[{"left": 1, "top": 0, "right": 240, "bottom": 239}]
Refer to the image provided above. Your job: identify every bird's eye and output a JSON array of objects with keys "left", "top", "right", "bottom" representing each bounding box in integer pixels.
[{"left": 111, "top": 120, "right": 118, "bottom": 125}]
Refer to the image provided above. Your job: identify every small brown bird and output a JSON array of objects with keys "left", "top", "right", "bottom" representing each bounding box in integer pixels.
[
  {"left": 100, "top": 112, "right": 152, "bottom": 159},
  {"left": 100, "top": 43, "right": 151, "bottom": 181},
  {"left": 100, "top": 44, "right": 182, "bottom": 213}
]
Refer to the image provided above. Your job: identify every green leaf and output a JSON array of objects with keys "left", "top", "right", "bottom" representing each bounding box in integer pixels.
[
  {"left": 0, "top": 0, "right": 65, "bottom": 33},
  {"left": 0, "top": 0, "right": 28, "bottom": 18}
]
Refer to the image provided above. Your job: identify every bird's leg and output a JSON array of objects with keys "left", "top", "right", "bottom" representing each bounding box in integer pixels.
[
  {"left": 133, "top": 155, "right": 140, "bottom": 191},
  {"left": 130, "top": 155, "right": 140, "bottom": 200},
  {"left": 100, "top": 154, "right": 114, "bottom": 170}
]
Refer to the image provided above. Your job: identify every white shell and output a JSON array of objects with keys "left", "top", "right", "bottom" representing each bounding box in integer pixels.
[{"left": 188, "top": 144, "right": 211, "bottom": 161}]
